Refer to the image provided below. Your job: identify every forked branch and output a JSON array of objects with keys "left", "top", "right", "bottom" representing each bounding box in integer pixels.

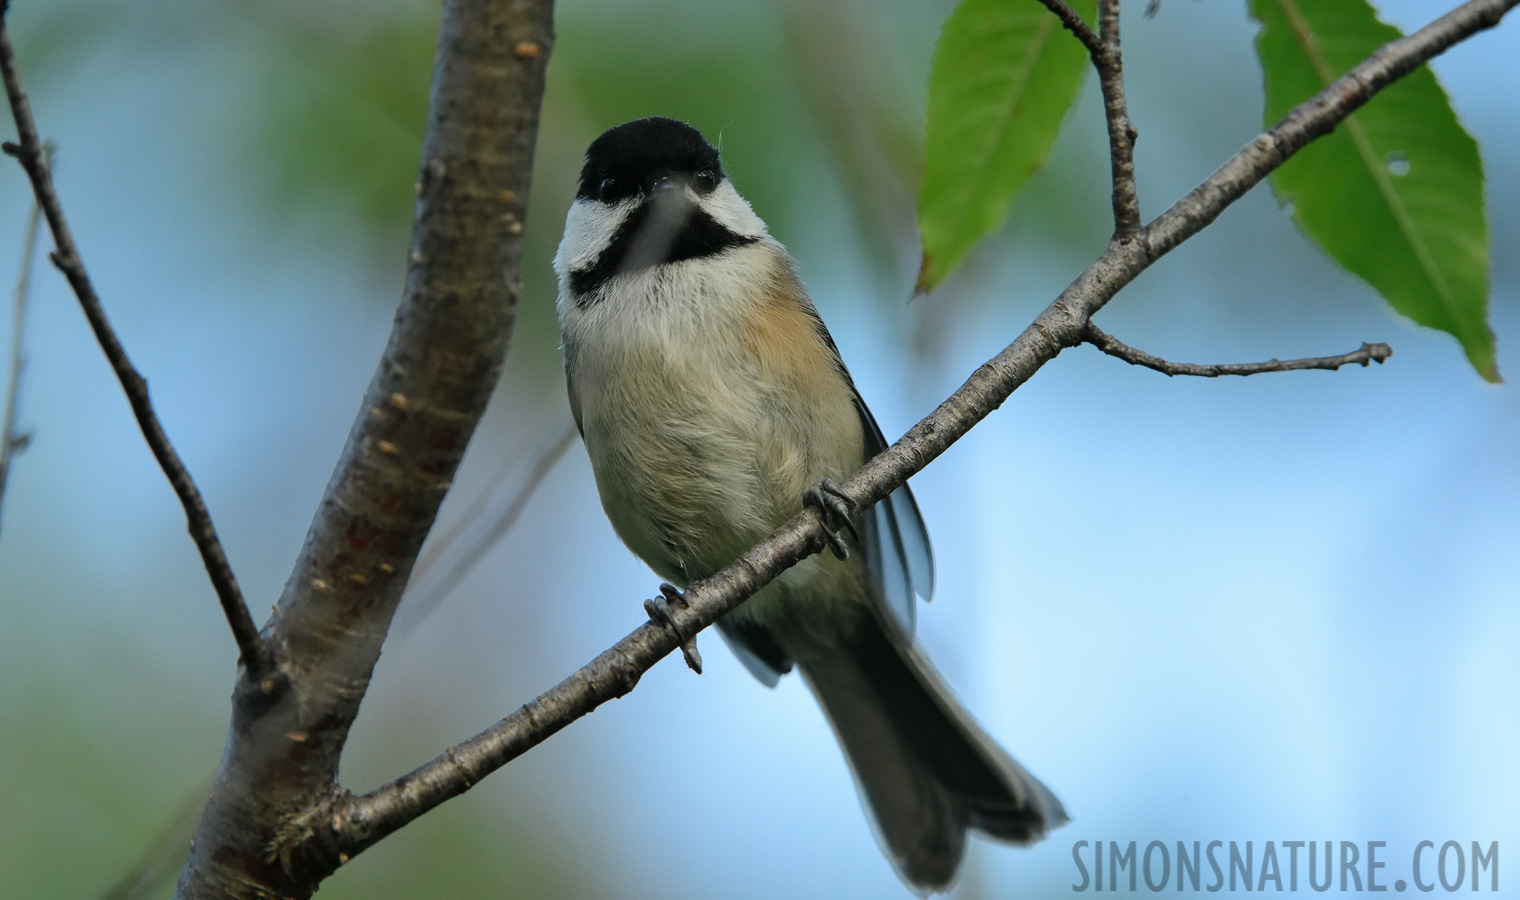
[
  {"left": 7, "top": 0, "right": 1507, "bottom": 893},
  {"left": 322, "top": 0, "right": 1516, "bottom": 864},
  {"left": 173, "top": 0, "right": 556, "bottom": 894}
]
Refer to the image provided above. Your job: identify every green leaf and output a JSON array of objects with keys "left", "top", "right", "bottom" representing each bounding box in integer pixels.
[
  {"left": 1251, "top": 0, "right": 1496, "bottom": 381},
  {"left": 917, "top": 0, "right": 1094, "bottom": 292}
]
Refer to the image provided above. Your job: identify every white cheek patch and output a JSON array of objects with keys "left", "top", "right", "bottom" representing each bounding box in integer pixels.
[
  {"left": 557, "top": 180, "right": 769, "bottom": 317},
  {"left": 696, "top": 181, "right": 769, "bottom": 240},
  {"left": 553, "top": 198, "right": 637, "bottom": 276}
]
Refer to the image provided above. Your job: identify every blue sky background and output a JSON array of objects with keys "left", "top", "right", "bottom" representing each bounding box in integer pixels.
[{"left": 0, "top": 0, "right": 1516, "bottom": 896}]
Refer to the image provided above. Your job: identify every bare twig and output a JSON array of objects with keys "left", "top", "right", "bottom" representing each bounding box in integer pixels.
[
  {"left": 1085, "top": 323, "right": 1393, "bottom": 376},
  {"left": 0, "top": 139, "right": 45, "bottom": 533},
  {"left": 1095, "top": 0, "right": 1142, "bottom": 237},
  {"left": 0, "top": 15, "right": 266, "bottom": 672},
  {"left": 1035, "top": 0, "right": 1141, "bottom": 237},
  {"left": 328, "top": 0, "right": 1516, "bottom": 858},
  {"left": 1034, "top": 0, "right": 1102, "bottom": 58}
]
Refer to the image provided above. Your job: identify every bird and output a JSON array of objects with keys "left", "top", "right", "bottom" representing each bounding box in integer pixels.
[{"left": 553, "top": 116, "right": 1066, "bottom": 893}]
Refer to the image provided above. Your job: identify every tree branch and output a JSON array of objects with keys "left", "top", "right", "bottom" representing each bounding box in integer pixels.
[
  {"left": 1035, "top": 0, "right": 1142, "bottom": 237},
  {"left": 1085, "top": 323, "right": 1393, "bottom": 376},
  {"left": 322, "top": 0, "right": 1516, "bottom": 857},
  {"left": 0, "top": 139, "right": 44, "bottom": 534},
  {"left": 173, "top": 0, "right": 556, "bottom": 895},
  {"left": 0, "top": 14, "right": 267, "bottom": 672},
  {"left": 1095, "top": 0, "right": 1142, "bottom": 237}
]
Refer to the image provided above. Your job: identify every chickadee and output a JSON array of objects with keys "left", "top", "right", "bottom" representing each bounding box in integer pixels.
[{"left": 554, "top": 117, "right": 1066, "bottom": 892}]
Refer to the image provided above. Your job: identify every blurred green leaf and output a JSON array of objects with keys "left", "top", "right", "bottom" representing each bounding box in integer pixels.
[
  {"left": 243, "top": 2, "right": 813, "bottom": 262},
  {"left": 251, "top": 9, "right": 438, "bottom": 237},
  {"left": 916, "top": 0, "right": 1093, "bottom": 292},
  {"left": 1251, "top": 0, "right": 1496, "bottom": 381},
  {"left": 555, "top": 8, "right": 811, "bottom": 243},
  {"left": 0, "top": 678, "right": 214, "bottom": 900},
  {"left": 319, "top": 796, "right": 604, "bottom": 900},
  {"left": 262, "top": 20, "right": 434, "bottom": 238}
]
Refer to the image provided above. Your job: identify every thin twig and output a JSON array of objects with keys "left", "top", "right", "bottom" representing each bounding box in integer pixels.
[
  {"left": 1096, "top": 0, "right": 1142, "bottom": 237},
  {"left": 0, "top": 18, "right": 266, "bottom": 672},
  {"left": 0, "top": 139, "right": 46, "bottom": 533},
  {"left": 1034, "top": 0, "right": 1103, "bottom": 57},
  {"left": 1035, "top": 0, "right": 1142, "bottom": 237},
  {"left": 1085, "top": 323, "right": 1393, "bottom": 376},
  {"left": 329, "top": 0, "right": 1516, "bottom": 860}
]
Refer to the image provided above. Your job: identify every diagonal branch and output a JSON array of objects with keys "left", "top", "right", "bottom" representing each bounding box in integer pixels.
[
  {"left": 0, "top": 139, "right": 45, "bottom": 534},
  {"left": 0, "top": 14, "right": 266, "bottom": 673},
  {"left": 322, "top": 0, "right": 1516, "bottom": 859},
  {"left": 1085, "top": 323, "right": 1393, "bottom": 376}
]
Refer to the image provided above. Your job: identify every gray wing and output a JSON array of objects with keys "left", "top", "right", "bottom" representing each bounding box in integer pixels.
[
  {"left": 717, "top": 392, "right": 935, "bottom": 682},
  {"left": 853, "top": 393, "right": 935, "bottom": 640},
  {"left": 793, "top": 296, "right": 934, "bottom": 640},
  {"left": 713, "top": 284, "right": 935, "bottom": 682}
]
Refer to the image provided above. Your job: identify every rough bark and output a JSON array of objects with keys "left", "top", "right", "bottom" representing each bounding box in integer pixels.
[{"left": 172, "top": 1, "right": 555, "bottom": 895}]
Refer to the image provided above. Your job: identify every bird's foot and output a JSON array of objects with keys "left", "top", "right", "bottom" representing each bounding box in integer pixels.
[
  {"left": 645, "top": 582, "right": 703, "bottom": 674},
  {"left": 804, "top": 478, "right": 859, "bottom": 562}
]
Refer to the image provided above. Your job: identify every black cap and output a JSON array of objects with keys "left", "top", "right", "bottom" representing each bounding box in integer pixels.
[{"left": 577, "top": 117, "right": 725, "bottom": 203}]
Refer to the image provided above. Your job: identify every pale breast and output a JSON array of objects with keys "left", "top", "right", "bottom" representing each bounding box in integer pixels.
[{"left": 563, "top": 243, "right": 864, "bottom": 584}]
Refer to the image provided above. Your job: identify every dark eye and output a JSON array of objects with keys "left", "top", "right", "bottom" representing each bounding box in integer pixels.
[
  {"left": 693, "top": 168, "right": 717, "bottom": 192},
  {"left": 599, "top": 176, "right": 618, "bottom": 201}
]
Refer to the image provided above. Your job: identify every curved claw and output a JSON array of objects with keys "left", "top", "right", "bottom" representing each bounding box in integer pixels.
[
  {"left": 645, "top": 583, "right": 703, "bottom": 673},
  {"left": 804, "top": 478, "right": 859, "bottom": 561}
]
